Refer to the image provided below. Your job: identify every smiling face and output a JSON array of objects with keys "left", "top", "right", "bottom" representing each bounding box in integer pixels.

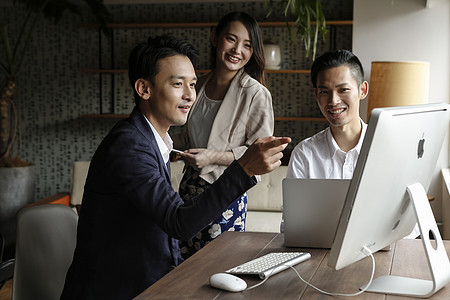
[
  {"left": 138, "top": 55, "right": 197, "bottom": 137},
  {"left": 213, "top": 21, "right": 253, "bottom": 74},
  {"left": 314, "top": 65, "right": 368, "bottom": 130}
]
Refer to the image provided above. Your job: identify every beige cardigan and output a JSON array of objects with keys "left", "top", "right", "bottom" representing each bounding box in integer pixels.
[{"left": 184, "top": 69, "right": 274, "bottom": 183}]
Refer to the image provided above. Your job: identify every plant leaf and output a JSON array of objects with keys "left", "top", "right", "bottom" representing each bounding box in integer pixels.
[
  {"left": 0, "top": 25, "right": 13, "bottom": 75},
  {"left": 0, "top": 61, "right": 11, "bottom": 78},
  {"left": 268, "top": 0, "right": 328, "bottom": 60}
]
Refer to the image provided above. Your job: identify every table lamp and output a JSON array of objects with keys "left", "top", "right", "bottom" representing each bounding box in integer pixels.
[{"left": 367, "top": 61, "right": 430, "bottom": 119}]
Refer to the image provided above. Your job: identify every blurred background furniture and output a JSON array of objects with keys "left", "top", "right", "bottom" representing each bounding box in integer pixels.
[
  {"left": 68, "top": 161, "right": 90, "bottom": 214},
  {"left": 53, "top": 161, "right": 286, "bottom": 233},
  {"left": 12, "top": 204, "right": 78, "bottom": 300},
  {"left": 171, "top": 162, "right": 286, "bottom": 233},
  {"left": 32, "top": 161, "right": 90, "bottom": 214},
  {"left": 0, "top": 234, "right": 14, "bottom": 291},
  {"left": 246, "top": 166, "right": 286, "bottom": 233}
]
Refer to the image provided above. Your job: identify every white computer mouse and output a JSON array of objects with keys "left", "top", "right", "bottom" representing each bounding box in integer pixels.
[{"left": 209, "top": 273, "right": 247, "bottom": 292}]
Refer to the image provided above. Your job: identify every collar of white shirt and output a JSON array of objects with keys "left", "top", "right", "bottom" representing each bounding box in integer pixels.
[
  {"left": 328, "top": 119, "right": 368, "bottom": 158},
  {"left": 143, "top": 114, "right": 173, "bottom": 167}
]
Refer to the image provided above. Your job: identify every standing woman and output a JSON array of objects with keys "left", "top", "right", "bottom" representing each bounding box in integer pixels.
[{"left": 176, "top": 11, "right": 274, "bottom": 259}]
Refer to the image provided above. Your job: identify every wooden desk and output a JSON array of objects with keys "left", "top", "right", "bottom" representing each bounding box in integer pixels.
[{"left": 135, "top": 232, "right": 450, "bottom": 299}]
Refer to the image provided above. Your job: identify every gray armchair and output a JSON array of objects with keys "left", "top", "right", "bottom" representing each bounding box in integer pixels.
[
  {"left": 12, "top": 204, "right": 78, "bottom": 300},
  {"left": 0, "top": 233, "right": 14, "bottom": 290}
]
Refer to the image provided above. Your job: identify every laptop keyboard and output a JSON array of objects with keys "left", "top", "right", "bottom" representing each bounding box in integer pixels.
[{"left": 226, "top": 252, "right": 311, "bottom": 279}]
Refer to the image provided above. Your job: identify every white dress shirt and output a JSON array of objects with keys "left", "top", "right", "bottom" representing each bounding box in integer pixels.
[
  {"left": 284, "top": 120, "right": 420, "bottom": 238},
  {"left": 286, "top": 121, "right": 367, "bottom": 179},
  {"left": 144, "top": 115, "right": 173, "bottom": 168}
]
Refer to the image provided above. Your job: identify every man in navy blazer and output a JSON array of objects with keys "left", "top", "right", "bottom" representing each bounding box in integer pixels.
[{"left": 61, "top": 35, "right": 290, "bottom": 299}]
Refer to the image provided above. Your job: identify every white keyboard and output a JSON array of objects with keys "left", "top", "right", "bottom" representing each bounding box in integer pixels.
[{"left": 226, "top": 252, "right": 311, "bottom": 279}]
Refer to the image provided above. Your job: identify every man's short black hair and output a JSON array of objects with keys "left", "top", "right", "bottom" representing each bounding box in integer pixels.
[
  {"left": 128, "top": 35, "right": 199, "bottom": 105},
  {"left": 310, "top": 50, "right": 364, "bottom": 88}
]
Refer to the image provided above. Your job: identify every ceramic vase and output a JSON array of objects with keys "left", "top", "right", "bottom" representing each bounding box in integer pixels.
[{"left": 264, "top": 44, "right": 281, "bottom": 70}]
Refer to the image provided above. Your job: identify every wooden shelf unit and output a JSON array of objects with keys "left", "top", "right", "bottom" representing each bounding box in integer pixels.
[
  {"left": 81, "top": 20, "right": 352, "bottom": 29},
  {"left": 80, "top": 20, "right": 351, "bottom": 74},
  {"left": 82, "top": 20, "right": 352, "bottom": 120},
  {"left": 80, "top": 114, "right": 327, "bottom": 122},
  {"left": 81, "top": 69, "right": 310, "bottom": 74}
]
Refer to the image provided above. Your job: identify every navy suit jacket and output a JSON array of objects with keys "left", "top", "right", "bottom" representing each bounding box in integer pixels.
[{"left": 61, "top": 107, "right": 256, "bottom": 299}]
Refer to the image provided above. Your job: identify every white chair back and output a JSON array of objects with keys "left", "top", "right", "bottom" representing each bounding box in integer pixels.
[{"left": 12, "top": 204, "right": 78, "bottom": 300}]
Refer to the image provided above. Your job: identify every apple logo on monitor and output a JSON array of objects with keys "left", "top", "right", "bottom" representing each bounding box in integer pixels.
[{"left": 417, "top": 134, "right": 425, "bottom": 158}]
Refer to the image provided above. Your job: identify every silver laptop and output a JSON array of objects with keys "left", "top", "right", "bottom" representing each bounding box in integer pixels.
[{"left": 282, "top": 178, "right": 350, "bottom": 248}]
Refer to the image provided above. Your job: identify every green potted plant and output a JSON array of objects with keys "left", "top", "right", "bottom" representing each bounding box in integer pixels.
[
  {"left": 0, "top": 0, "right": 111, "bottom": 259},
  {"left": 267, "top": 0, "right": 328, "bottom": 60}
]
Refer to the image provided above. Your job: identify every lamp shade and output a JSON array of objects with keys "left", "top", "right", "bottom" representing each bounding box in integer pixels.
[{"left": 368, "top": 61, "right": 430, "bottom": 118}]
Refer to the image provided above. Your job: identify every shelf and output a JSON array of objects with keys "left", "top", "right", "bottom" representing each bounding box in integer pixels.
[
  {"left": 82, "top": 69, "right": 128, "bottom": 74},
  {"left": 81, "top": 114, "right": 326, "bottom": 122},
  {"left": 81, "top": 18, "right": 347, "bottom": 124},
  {"left": 81, "top": 69, "right": 310, "bottom": 74},
  {"left": 81, "top": 20, "right": 352, "bottom": 29},
  {"left": 265, "top": 69, "right": 310, "bottom": 74},
  {"left": 80, "top": 19, "right": 342, "bottom": 78},
  {"left": 275, "top": 117, "right": 327, "bottom": 122},
  {"left": 81, "top": 114, "right": 128, "bottom": 119},
  {"left": 81, "top": 69, "right": 210, "bottom": 74}
]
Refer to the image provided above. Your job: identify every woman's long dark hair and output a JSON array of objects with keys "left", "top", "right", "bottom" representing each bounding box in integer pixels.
[{"left": 211, "top": 12, "right": 266, "bottom": 86}]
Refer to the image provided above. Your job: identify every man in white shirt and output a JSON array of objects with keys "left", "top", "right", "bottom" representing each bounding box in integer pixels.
[
  {"left": 281, "top": 50, "right": 368, "bottom": 233},
  {"left": 285, "top": 50, "right": 420, "bottom": 239},
  {"left": 287, "top": 50, "right": 368, "bottom": 179}
]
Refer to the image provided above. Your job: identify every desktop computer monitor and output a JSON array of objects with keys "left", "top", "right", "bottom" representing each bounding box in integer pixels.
[{"left": 328, "top": 103, "right": 450, "bottom": 297}]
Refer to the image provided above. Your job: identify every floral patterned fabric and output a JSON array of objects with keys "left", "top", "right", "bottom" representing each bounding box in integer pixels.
[{"left": 178, "top": 165, "right": 247, "bottom": 259}]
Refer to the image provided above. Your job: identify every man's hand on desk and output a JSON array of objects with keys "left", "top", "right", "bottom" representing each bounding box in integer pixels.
[{"left": 238, "top": 136, "right": 291, "bottom": 177}]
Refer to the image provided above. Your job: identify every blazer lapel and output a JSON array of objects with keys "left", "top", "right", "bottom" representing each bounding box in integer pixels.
[{"left": 128, "top": 107, "right": 172, "bottom": 183}]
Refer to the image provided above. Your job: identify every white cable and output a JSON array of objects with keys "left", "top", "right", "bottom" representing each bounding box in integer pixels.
[
  {"left": 245, "top": 266, "right": 279, "bottom": 290},
  {"left": 245, "top": 246, "right": 376, "bottom": 297},
  {"left": 245, "top": 275, "right": 271, "bottom": 290}
]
